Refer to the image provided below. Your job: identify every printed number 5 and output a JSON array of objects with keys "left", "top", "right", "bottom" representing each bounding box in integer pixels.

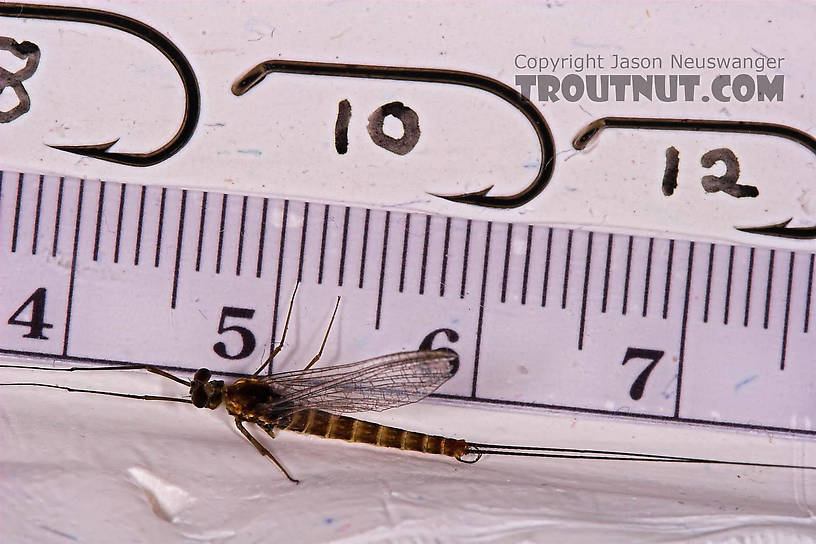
[{"left": 213, "top": 307, "right": 256, "bottom": 360}]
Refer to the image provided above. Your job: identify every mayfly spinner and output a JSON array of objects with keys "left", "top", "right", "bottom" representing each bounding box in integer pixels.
[
  {"left": 3, "top": 287, "right": 815, "bottom": 481},
  {"left": 0, "top": 289, "right": 472, "bottom": 483}
]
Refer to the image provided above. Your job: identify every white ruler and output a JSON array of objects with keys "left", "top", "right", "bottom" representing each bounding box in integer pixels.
[{"left": 0, "top": 170, "right": 813, "bottom": 435}]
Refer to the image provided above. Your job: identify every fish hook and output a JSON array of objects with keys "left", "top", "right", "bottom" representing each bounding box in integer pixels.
[
  {"left": 573, "top": 116, "right": 816, "bottom": 239},
  {"left": 232, "top": 60, "right": 556, "bottom": 209},
  {"left": 0, "top": 2, "right": 200, "bottom": 166}
]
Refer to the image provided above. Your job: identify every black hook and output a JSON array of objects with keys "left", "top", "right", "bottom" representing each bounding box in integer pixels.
[
  {"left": 573, "top": 117, "right": 816, "bottom": 155},
  {"left": 573, "top": 117, "right": 816, "bottom": 240},
  {"left": 0, "top": 3, "right": 200, "bottom": 166},
  {"left": 232, "top": 60, "right": 555, "bottom": 209},
  {"left": 736, "top": 218, "right": 816, "bottom": 240}
]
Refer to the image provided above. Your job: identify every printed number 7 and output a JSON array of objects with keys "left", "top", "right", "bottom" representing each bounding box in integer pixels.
[{"left": 621, "top": 347, "right": 665, "bottom": 401}]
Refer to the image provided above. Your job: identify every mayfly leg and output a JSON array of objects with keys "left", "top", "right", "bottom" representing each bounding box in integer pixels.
[
  {"left": 253, "top": 284, "right": 341, "bottom": 375},
  {"left": 0, "top": 363, "right": 191, "bottom": 386},
  {"left": 303, "top": 296, "right": 341, "bottom": 371},
  {"left": 254, "top": 283, "right": 300, "bottom": 376},
  {"left": 0, "top": 381, "right": 191, "bottom": 404},
  {"left": 234, "top": 418, "right": 299, "bottom": 483}
]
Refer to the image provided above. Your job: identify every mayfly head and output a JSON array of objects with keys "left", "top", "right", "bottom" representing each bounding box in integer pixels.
[{"left": 189, "top": 368, "right": 225, "bottom": 410}]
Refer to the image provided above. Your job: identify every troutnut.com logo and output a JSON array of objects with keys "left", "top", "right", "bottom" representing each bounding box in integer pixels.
[{"left": 514, "top": 53, "right": 785, "bottom": 102}]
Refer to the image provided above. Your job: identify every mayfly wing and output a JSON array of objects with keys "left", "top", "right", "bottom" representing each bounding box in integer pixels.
[{"left": 258, "top": 350, "right": 457, "bottom": 414}]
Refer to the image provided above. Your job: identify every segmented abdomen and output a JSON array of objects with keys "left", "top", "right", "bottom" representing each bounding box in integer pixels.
[{"left": 278, "top": 409, "right": 468, "bottom": 459}]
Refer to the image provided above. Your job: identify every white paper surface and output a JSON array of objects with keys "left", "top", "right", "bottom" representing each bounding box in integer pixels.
[
  {"left": 1, "top": 1, "right": 815, "bottom": 542},
  {"left": 2, "top": 364, "right": 815, "bottom": 543}
]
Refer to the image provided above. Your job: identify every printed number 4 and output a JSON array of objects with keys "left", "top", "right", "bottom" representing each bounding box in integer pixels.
[
  {"left": 621, "top": 347, "right": 665, "bottom": 401},
  {"left": 8, "top": 287, "right": 53, "bottom": 340}
]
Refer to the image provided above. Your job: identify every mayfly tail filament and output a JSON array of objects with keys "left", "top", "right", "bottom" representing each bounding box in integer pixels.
[{"left": 462, "top": 442, "right": 816, "bottom": 470}]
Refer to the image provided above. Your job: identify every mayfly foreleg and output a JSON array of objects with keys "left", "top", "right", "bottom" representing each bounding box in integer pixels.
[
  {"left": 0, "top": 363, "right": 191, "bottom": 386},
  {"left": 233, "top": 418, "right": 299, "bottom": 483},
  {"left": 303, "top": 296, "right": 341, "bottom": 371},
  {"left": 253, "top": 283, "right": 300, "bottom": 376},
  {"left": 0, "top": 381, "right": 192, "bottom": 404}
]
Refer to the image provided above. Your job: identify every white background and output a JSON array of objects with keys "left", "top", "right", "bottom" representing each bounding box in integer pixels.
[{"left": 1, "top": 1, "right": 815, "bottom": 542}]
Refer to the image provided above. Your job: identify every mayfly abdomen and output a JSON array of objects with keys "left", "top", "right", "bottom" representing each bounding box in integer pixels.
[{"left": 278, "top": 409, "right": 468, "bottom": 459}]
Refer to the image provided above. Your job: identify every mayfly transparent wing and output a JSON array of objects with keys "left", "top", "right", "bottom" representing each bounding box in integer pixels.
[{"left": 259, "top": 350, "right": 457, "bottom": 414}]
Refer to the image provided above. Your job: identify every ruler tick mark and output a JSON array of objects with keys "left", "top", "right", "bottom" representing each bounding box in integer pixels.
[
  {"left": 215, "top": 193, "right": 228, "bottom": 274},
  {"left": 269, "top": 200, "right": 289, "bottom": 373},
  {"left": 642, "top": 237, "right": 654, "bottom": 317},
  {"left": 472, "top": 221, "right": 492, "bottom": 398},
  {"left": 113, "top": 184, "right": 126, "bottom": 264},
  {"left": 724, "top": 245, "right": 735, "bottom": 324},
  {"left": 256, "top": 197, "right": 268, "bottom": 278},
  {"left": 52, "top": 177, "right": 65, "bottom": 258},
  {"left": 171, "top": 190, "right": 187, "bottom": 309},
  {"left": 63, "top": 180, "right": 85, "bottom": 357},
  {"left": 399, "top": 213, "right": 411, "bottom": 293},
  {"left": 31, "top": 175, "right": 44, "bottom": 255},
  {"left": 134, "top": 185, "right": 147, "bottom": 266},
  {"left": 601, "top": 233, "right": 613, "bottom": 313},
  {"left": 521, "top": 225, "right": 533, "bottom": 305},
  {"left": 780, "top": 252, "right": 794, "bottom": 370},
  {"left": 541, "top": 227, "right": 553, "bottom": 307},
  {"left": 805, "top": 254, "right": 814, "bottom": 333},
  {"left": 703, "top": 244, "right": 714, "bottom": 323},
  {"left": 155, "top": 187, "right": 167, "bottom": 268},
  {"left": 763, "top": 249, "right": 775, "bottom": 329},
  {"left": 578, "top": 232, "right": 593, "bottom": 350},
  {"left": 93, "top": 181, "right": 106, "bottom": 262},
  {"left": 375, "top": 211, "right": 390, "bottom": 330},
  {"left": 744, "top": 247, "right": 755, "bottom": 327},
  {"left": 440, "top": 217, "right": 451, "bottom": 297},
  {"left": 11, "top": 173, "right": 23, "bottom": 253},
  {"left": 419, "top": 215, "right": 431, "bottom": 295},
  {"left": 561, "top": 230, "right": 573, "bottom": 309},
  {"left": 195, "top": 192, "right": 208, "bottom": 272},
  {"left": 674, "top": 241, "right": 695, "bottom": 419},
  {"left": 359, "top": 208, "right": 370, "bottom": 289},
  {"left": 622, "top": 235, "right": 633, "bottom": 315},
  {"left": 317, "top": 204, "right": 329, "bottom": 284},
  {"left": 501, "top": 223, "right": 512, "bottom": 303},
  {"left": 296, "top": 202, "right": 309, "bottom": 283},
  {"left": 338, "top": 206, "right": 350, "bottom": 287},
  {"left": 236, "top": 195, "right": 248, "bottom": 276},
  {"left": 460, "top": 219, "right": 471, "bottom": 299},
  {"left": 662, "top": 239, "right": 674, "bottom": 319}
]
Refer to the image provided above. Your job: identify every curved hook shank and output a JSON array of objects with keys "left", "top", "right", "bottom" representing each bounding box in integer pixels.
[
  {"left": 0, "top": 2, "right": 200, "bottom": 166},
  {"left": 233, "top": 60, "right": 555, "bottom": 208},
  {"left": 573, "top": 117, "right": 816, "bottom": 239},
  {"left": 573, "top": 117, "right": 816, "bottom": 156}
]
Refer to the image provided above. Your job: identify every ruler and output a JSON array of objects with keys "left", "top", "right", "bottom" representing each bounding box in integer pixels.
[{"left": 0, "top": 169, "right": 813, "bottom": 436}]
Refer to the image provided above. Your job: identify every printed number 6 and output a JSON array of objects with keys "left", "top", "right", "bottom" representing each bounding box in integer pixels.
[{"left": 213, "top": 306, "right": 257, "bottom": 360}]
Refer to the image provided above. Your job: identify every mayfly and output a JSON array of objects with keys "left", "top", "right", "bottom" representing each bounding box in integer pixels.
[
  {"left": 2, "top": 287, "right": 815, "bottom": 481},
  {"left": 0, "top": 288, "right": 472, "bottom": 483}
]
